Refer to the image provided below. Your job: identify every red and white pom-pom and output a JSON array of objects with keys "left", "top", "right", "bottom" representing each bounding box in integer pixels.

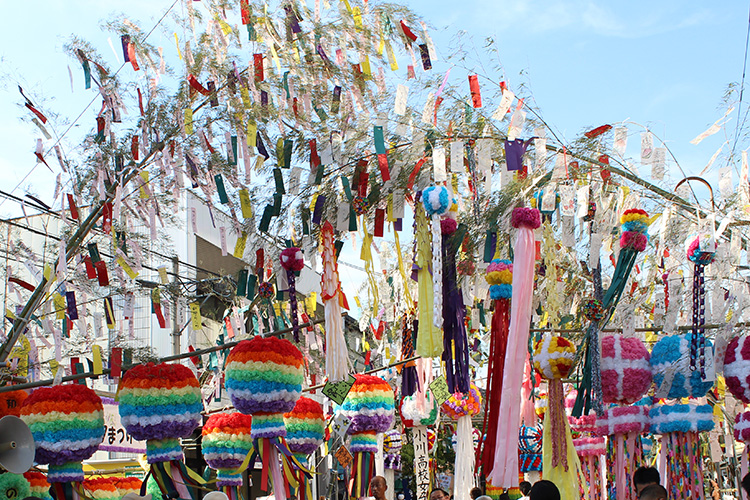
[
  {"left": 735, "top": 411, "right": 750, "bottom": 443},
  {"left": 595, "top": 405, "right": 650, "bottom": 436},
  {"left": 280, "top": 247, "right": 305, "bottom": 271},
  {"left": 573, "top": 436, "right": 605, "bottom": 456},
  {"left": 600, "top": 335, "right": 652, "bottom": 405},
  {"left": 724, "top": 336, "right": 750, "bottom": 404},
  {"left": 569, "top": 414, "right": 597, "bottom": 435}
]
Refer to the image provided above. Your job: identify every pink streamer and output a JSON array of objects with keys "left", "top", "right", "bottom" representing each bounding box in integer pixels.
[
  {"left": 520, "top": 351, "right": 536, "bottom": 426},
  {"left": 487, "top": 225, "right": 536, "bottom": 487},
  {"left": 170, "top": 465, "right": 192, "bottom": 500},
  {"left": 616, "top": 435, "right": 625, "bottom": 500},
  {"left": 271, "top": 447, "right": 285, "bottom": 500}
]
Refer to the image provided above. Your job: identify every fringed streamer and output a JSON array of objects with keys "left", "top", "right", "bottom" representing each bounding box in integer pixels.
[
  {"left": 352, "top": 451, "right": 375, "bottom": 498},
  {"left": 400, "top": 317, "right": 419, "bottom": 397},
  {"left": 320, "top": 221, "right": 348, "bottom": 382},
  {"left": 573, "top": 266, "right": 604, "bottom": 417},
  {"left": 605, "top": 433, "right": 643, "bottom": 500},
  {"left": 487, "top": 221, "right": 537, "bottom": 487},
  {"left": 579, "top": 454, "right": 603, "bottom": 500},
  {"left": 431, "top": 216, "right": 444, "bottom": 330},
  {"left": 441, "top": 227, "right": 469, "bottom": 394},
  {"left": 547, "top": 379, "right": 567, "bottom": 470},
  {"left": 601, "top": 248, "right": 637, "bottom": 312},
  {"left": 286, "top": 269, "right": 300, "bottom": 342},
  {"left": 415, "top": 356, "right": 433, "bottom": 413},
  {"left": 453, "top": 415, "right": 476, "bottom": 500},
  {"left": 520, "top": 352, "right": 536, "bottom": 426},
  {"left": 479, "top": 298, "right": 510, "bottom": 472},
  {"left": 663, "top": 432, "right": 705, "bottom": 500},
  {"left": 541, "top": 409, "right": 581, "bottom": 500},
  {"left": 690, "top": 263, "right": 707, "bottom": 376},
  {"left": 415, "top": 202, "right": 442, "bottom": 357}
]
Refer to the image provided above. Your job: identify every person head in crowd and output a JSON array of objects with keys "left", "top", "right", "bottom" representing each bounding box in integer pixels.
[
  {"left": 369, "top": 476, "right": 387, "bottom": 500},
  {"left": 470, "top": 487, "right": 482, "bottom": 500},
  {"left": 498, "top": 493, "right": 510, "bottom": 500},
  {"left": 638, "top": 484, "right": 668, "bottom": 500},
  {"left": 529, "top": 480, "right": 560, "bottom": 500},
  {"left": 430, "top": 489, "right": 450, "bottom": 500},
  {"left": 633, "top": 466, "right": 661, "bottom": 495},
  {"left": 519, "top": 481, "right": 532, "bottom": 497},
  {"left": 742, "top": 472, "right": 750, "bottom": 498}
]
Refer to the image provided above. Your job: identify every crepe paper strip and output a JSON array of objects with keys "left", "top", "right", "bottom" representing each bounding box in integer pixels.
[
  {"left": 378, "top": 154, "right": 391, "bottom": 182},
  {"left": 104, "top": 297, "right": 116, "bottom": 328},
  {"left": 272, "top": 194, "right": 282, "bottom": 216},
  {"left": 407, "top": 156, "right": 428, "bottom": 190},
  {"left": 469, "top": 75, "right": 482, "bottom": 108},
  {"left": 358, "top": 172, "right": 369, "bottom": 197},
  {"left": 441, "top": 219, "right": 470, "bottom": 394},
  {"left": 239, "top": 189, "right": 253, "bottom": 219},
  {"left": 419, "top": 44, "right": 431, "bottom": 70},
  {"left": 207, "top": 81, "right": 218, "bottom": 107},
  {"left": 584, "top": 124, "right": 612, "bottom": 139},
  {"left": 312, "top": 195, "right": 326, "bottom": 225},
  {"left": 400, "top": 20, "right": 418, "bottom": 42},
  {"left": 332, "top": 86, "right": 342, "bottom": 114},
  {"left": 283, "top": 140, "right": 293, "bottom": 168},
  {"left": 234, "top": 232, "right": 247, "bottom": 259},
  {"left": 95, "top": 261, "right": 109, "bottom": 286},
  {"left": 374, "top": 209, "right": 385, "bottom": 237},
  {"left": 349, "top": 206, "right": 357, "bottom": 231},
  {"left": 214, "top": 174, "right": 229, "bottom": 204},
  {"left": 8, "top": 276, "right": 34, "bottom": 292},
  {"left": 121, "top": 35, "right": 131, "bottom": 62},
  {"left": 257, "top": 132, "right": 269, "bottom": 158},
  {"left": 247, "top": 274, "right": 257, "bottom": 298},
  {"left": 187, "top": 74, "right": 210, "bottom": 96},
  {"left": 341, "top": 176, "right": 354, "bottom": 202},
  {"left": 237, "top": 270, "right": 248, "bottom": 296},
  {"left": 259, "top": 206, "right": 273, "bottom": 233},
  {"left": 374, "top": 126, "right": 386, "bottom": 155},
  {"left": 127, "top": 41, "right": 139, "bottom": 71},
  {"left": 271, "top": 168, "right": 285, "bottom": 195}
]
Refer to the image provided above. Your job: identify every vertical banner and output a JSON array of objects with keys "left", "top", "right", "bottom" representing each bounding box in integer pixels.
[{"left": 413, "top": 426, "right": 430, "bottom": 500}]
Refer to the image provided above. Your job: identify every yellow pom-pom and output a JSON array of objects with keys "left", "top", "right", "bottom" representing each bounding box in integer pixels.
[{"left": 533, "top": 335, "right": 576, "bottom": 380}]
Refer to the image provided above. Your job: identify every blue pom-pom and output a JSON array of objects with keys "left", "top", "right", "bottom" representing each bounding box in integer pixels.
[
  {"left": 650, "top": 334, "right": 714, "bottom": 399},
  {"left": 621, "top": 220, "right": 648, "bottom": 233},
  {"left": 649, "top": 403, "right": 714, "bottom": 434},
  {"left": 423, "top": 186, "right": 450, "bottom": 216},
  {"left": 490, "top": 284, "right": 512, "bottom": 299}
]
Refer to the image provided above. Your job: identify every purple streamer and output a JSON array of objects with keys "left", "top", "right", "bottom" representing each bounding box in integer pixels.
[{"left": 441, "top": 233, "right": 470, "bottom": 394}]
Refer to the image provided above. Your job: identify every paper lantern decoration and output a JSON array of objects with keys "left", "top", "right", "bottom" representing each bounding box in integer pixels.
[
  {"left": 581, "top": 299, "right": 604, "bottom": 322},
  {"left": 280, "top": 247, "right": 304, "bottom": 342},
  {"left": 685, "top": 234, "right": 716, "bottom": 266},
  {"left": 118, "top": 362, "right": 202, "bottom": 463},
  {"left": 398, "top": 393, "right": 438, "bottom": 428},
  {"left": 533, "top": 335, "right": 576, "bottom": 380},
  {"left": 20, "top": 384, "right": 104, "bottom": 484},
  {"left": 441, "top": 383, "right": 482, "bottom": 420},
  {"left": 82, "top": 478, "right": 119, "bottom": 500},
  {"left": 24, "top": 471, "right": 51, "bottom": 500},
  {"left": 486, "top": 259, "right": 512, "bottom": 300},
  {"left": 734, "top": 411, "right": 750, "bottom": 443},
  {"left": 118, "top": 362, "right": 202, "bottom": 500},
  {"left": 340, "top": 374, "right": 394, "bottom": 498},
  {"left": 518, "top": 425, "right": 542, "bottom": 473},
  {"left": 352, "top": 195, "right": 370, "bottom": 215},
  {"left": 650, "top": 333, "right": 714, "bottom": 399},
  {"left": 225, "top": 336, "right": 306, "bottom": 500},
  {"left": 422, "top": 186, "right": 450, "bottom": 216},
  {"left": 451, "top": 427, "right": 481, "bottom": 452},
  {"left": 0, "top": 390, "right": 27, "bottom": 418},
  {"left": 600, "top": 335, "right": 651, "bottom": 405},
  {"left": 0, "top": 474, "right": 30, "bottom": 500},
  {"left": 258, "top": 281, "right": 275, "bottom": 299},
  {"left": 594, "top": 406, "right": 649, "bottom": 437},
  {"left": 573, "top": 437, "right": 605, "bottom": 456},
  {"left": 723, "top": 335, "right": 750, "bottom": 404},
  {"left": 384, "top": 429, "right": 402, "bottom": 470},
  {"left": 112, "top": 477, "right": 142, "bottom": 500},
  {"left": 568, "top": 415, "right": 597, "bottom": 435},
  {"left": 284, "top": 396, "right": 325, "bottom": 458},
  {"left": 573, "top": 437, "right": 605, "bottom": 500},
  {"left": 650, "top": 403, "right": 712, "bottom": 500},
  {"left": 202, "top": 412, "right": 254, "bottom": 488}
]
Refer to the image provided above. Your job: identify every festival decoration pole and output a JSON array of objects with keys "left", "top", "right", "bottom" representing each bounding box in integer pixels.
[
  {"left": 488, "top": 207, "right": 540, "bottom": 489},
  {"left": 340, "top": 374, "right": 395, "bottom": 499},
  {"left": 284, "top": 397, "right": 325, "bottom": 500},
  {"left": 20, "top": 385, "right": 105, "bottom": 500},
  {"left": 117, "top": 363, "right": 203, "bottom": 500},
  {"left": 225, "top": 336, "right": 308, "bottom": 500},
  {"left": 202, "top": 413, "right": 254, "bottom": 500}
]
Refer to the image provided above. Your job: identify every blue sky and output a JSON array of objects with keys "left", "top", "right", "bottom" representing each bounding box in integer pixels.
[{"left": 0, "top": 0, "right": 746, "bottom": 210}]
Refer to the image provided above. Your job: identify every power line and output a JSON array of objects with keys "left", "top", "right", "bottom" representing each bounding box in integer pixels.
[{"left": 729, "top": 1, "right": 750, "bottom": 167}]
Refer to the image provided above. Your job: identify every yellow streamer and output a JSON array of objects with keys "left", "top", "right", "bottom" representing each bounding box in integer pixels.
[
  {"left": 393, "top": 231, "right": 413, "bottom": 308},
  {"left": 360, "top": 220, "right": 379, "bottom": 315},
  {"left": 542, "top": 411, "right": 582, "bottom": 500},
  {"left": 415, "top": 203, "right": 442, "bottom": 357}
]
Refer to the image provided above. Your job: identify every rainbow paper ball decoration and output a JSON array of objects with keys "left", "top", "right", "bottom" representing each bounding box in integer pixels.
[
  {"left": 572, "top": 436, "right": 605, "bottom": 456},
  {"left": 0, "top": 474, "right": 30, "bottom": 500},
  {"left": 202, "top": 412, "right": 254, "bottom": 487},
  {"left": 600, "top": 335, "right": 652, "bottom": 405},
  {"left": 20, "top": 384, "right": 104, "bottom": 483},
  {"left": 533, "top": 335, "right": 576, "bottom": 380},
  {"left": 620, "top": 209, "right": 649, "bottom": 252},
  {"left": 650, "top": 333, "right": 714, "bottom": 399},
  {"left": 686, "top": 234, "right": 716, "bottom": 265},
  {"left": 82, "top": 478, "right": 119, "bottom": 500},
  {"left": 341, "top": 374, "right": 395, "bottom": 435},
  {"left": 352, "top": 195, "right": 370, "bottom": 215},
  {"left": 118, "top": 362, "right": 202, "bottom": 463},
  {"left": 23, "top": 472, "right": 51, "bottom": 500},
  {"left": 441, "top": 383, "right": 482, "bottom": 420},
  {"left": 112, "top": 477, "right": 142, "bottom": 499},
  {"left": 280, "top": 247, "right": 305, "bottom": 272},
  {"left": 511, "top": 207, "right": 542, "bottom": 229},
  {"left": 486, "top": 259, "right": 513, "bottom": 300},
  {"left": 649, "top": 403, "right": 714, "bottom": 434},
  {"left": 723, "top": 336, "right": 750, "bottom": 404},
  {"left": 0, "top": 390, "right": 27, "bottom": 418},
  {"left": 734, "top": 411, "right": 750, "bottom": 443},
  {"left": 399, "top": 394, "right": 437, "bottom": 428},
  {"left": 581, "top": 299, "right": 604, "bottom": 322},
  {"left": 258, "top": 281, "right": 275, "bottom": 299},
  {"left": 284, "top": 396, "right": 325, "bottom": 456},
  {"left": 225, "top": 336, "right": 304, "bottom": 438},
  {"left": 422, "top": 186, "right": 451, "bottom": 216},
  {"left": 595, "top": 405, "right": 650, "bottom": 436}
]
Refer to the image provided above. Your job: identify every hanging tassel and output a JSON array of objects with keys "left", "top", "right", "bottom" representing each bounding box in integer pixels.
[
  {"left": 414, "top": 197, "right": 442, "bottom": 358},
  {"left": 454, "top": 415, "right": 476, "bottom": 500},
  {"left": 488, "top": 208, "right": 541, "bottom": 488},
  {"left": 441, "top": 217, "right": 469, "bottom": 393},
  {"left": 280, "top": 248, "right": 304, "bottom": 342},
  {"left": 320, "top": 222, "right": 349, "bottom": 381}
]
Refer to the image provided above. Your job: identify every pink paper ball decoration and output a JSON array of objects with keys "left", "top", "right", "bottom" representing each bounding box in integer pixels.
[
  {"left": 600, "top": 335, "right": 652, "bottom": 405},
  {"left": 594, "top": 405, "right": 650, "bottom": 436},
  {"left": 735, "top": 411, "right": 750, "bottom": 443},
  {"left": 723, "top": 336, "right": 750, "bottom": 404}
]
